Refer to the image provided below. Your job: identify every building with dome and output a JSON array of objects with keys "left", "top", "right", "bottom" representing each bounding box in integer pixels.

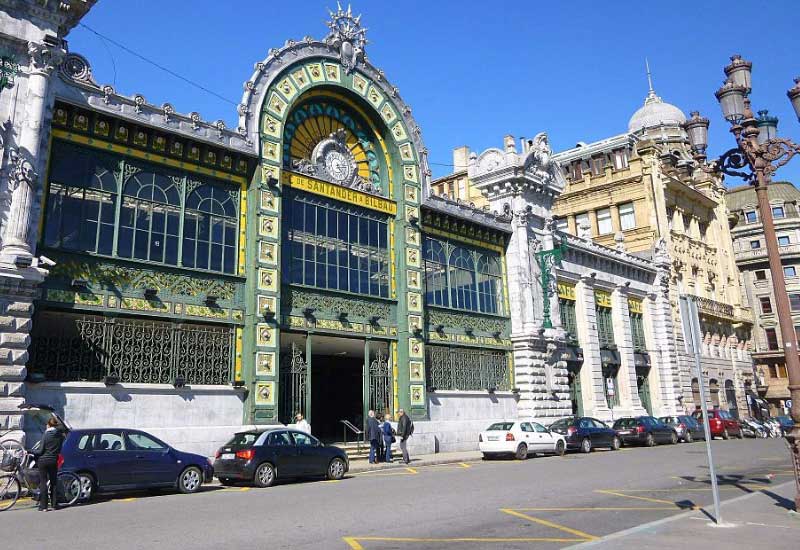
[{"left": 551, "top": 78, "right": 755, "bottom": 415}]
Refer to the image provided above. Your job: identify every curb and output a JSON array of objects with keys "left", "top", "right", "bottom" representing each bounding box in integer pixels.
[
  {"left": 348, "top": 453, "right": 483, "bottom": 474},
  {"left": 565, "top": 479, "right": 796, "bottom": 548}
]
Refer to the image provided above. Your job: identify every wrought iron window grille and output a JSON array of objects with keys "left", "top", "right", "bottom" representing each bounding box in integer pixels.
[{"left": 425, "top": 344, "right": 510, "bottom": 392}]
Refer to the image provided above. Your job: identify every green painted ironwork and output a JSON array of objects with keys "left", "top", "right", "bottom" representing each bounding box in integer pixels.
[
  {"left": 425, "top": 344, "right": 509, "bottom": 391},
  {"left": 630, "top": 312, "right": 646, "bottom": 351},
  {"left": 596, "top": 306, "right": 615, "bottom": 348},
  {"left": 559, "top": 298, "right": 578, "bottom": 343},
  {"left": 0, "top": 54, "right": 19, "bottom": 89},
  {"left": 279, "top": 342, "right": 308, "bottom": 424},
  {"left": 568, "top": 365, "right": 583, "bottom": 416},
  {"left": 536, "top": 236, "right": 568, "bottom": 329},
  {"left": 28, "top": 312, "right": 233, "bottom": 384},
  {"left": 637, "top": 368, "right": 652, "bottom": 414}
]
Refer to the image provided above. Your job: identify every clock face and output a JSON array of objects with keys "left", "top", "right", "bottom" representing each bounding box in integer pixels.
[{"left": 324, "top": 150, "right": 353, "bottom": 184}]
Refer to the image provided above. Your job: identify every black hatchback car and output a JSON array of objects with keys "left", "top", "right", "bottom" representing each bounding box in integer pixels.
[
  {"left": 213, "top": 429, "right": 348, "bottom": 487},
  {"left": 548, "top": 416, "right": 620, "bottom": 453},
  {"left": 613, "top": 416, "right": 678, "bottom": 446}
]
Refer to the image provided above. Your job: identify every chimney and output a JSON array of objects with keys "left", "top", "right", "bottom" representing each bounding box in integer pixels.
[{"left": 452, "top": 146, "right": 470, "bottom": 173}]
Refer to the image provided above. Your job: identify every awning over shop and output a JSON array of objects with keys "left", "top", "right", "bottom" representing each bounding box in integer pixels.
[
  {"left": 600, "top": 348, "right": 620, "bottom": 367},
  {"left": 561, "top": 346, "right": 584, "bottom": 369},
  {"left": 634, "top": 352, "right": 650, "bottom": 369}
]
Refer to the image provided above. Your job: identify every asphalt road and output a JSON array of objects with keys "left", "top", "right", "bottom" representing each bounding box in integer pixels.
[{"left": 0, "top": 438, "right": 793, "bottom": 550}]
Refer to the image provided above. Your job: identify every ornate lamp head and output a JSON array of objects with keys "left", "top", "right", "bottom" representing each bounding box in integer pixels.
[
  {"left": 756, "top": 110, "right": 779, "bottom": 144},
  {"left": 715, "top": 80, "right": 748, "bottom": 124},
  {"left": 788, "top": 77, "right": 800, "bottom": 122},
  {"left": 724, "top": 54, "right": 753, "bottom": 94},
  {"left": 683, "top": 111, "right": 710, "bottom": 155}
]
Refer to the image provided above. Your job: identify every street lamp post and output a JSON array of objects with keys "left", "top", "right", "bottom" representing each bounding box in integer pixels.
[{"left": 683, "top": 55, "right": 800, "bottom": 511}]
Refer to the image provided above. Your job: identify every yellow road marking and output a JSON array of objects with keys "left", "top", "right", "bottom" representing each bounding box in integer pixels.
[
  {"left": 500, "top": 508, "right": 598, "bottom": 541},
  {"left": 118, "top": 497, "right": 137, "bottom": 502},
  {"left": 512, "top": 506, "right": 677, "bottom": 511},
  {"left": 342, "top": 535, "right": 588, "bottom": 549},
  {"left": 618, "top": 486, "right": 765, "bottom": 492},
  {"left": 595, "top": 490, "right": 694, "bottom": 508},
  {"left": 406, "top": 467, "right": 418, "bottom": 474},
  {"left": 322, "top": 480, "right": 341, "bottom": 483},
  {"left": 459, "top": 462, "right": 472, "bottom": 468}
]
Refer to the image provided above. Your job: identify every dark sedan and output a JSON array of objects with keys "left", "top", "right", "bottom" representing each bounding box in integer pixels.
[
  {"left": 548, "top": 416, "right": 620, "bottom": 453},
  {"left": 613, "top": 416, "right": 678, "bottom": 446},
  {"left": 60, "top": 429, "right": 213, "bottom": 501},
  {"left": 213, "top": 429, "right": 348, "bottom": 487}
]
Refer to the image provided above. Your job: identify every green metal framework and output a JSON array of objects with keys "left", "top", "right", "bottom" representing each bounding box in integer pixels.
[
  {"left": 44, "top": 141, "right": 240, "bottom": 275},
  {"left": 425, "top": 344, "right": 509, "bottom": 391},
  {"left": 630, "top": 311, "right": 646, "bottom": 351},
  {"left": 559, "top": 297, "right": 578, "bottom": 343},
  {"left": 536, "top": 237, "right": 568, "bottom": 329},
  {"left": 596, "top": 305, "right": 615, "bottom": 348}
]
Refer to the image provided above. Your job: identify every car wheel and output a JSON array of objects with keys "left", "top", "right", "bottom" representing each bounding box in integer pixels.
[
  {"left": 178, "top": 466, "right": 203, "bottom": 494},
  {"left": 219, "top": 478, "right": 236, "bottom": 486},
  {"left": 77, "top": 473, "right": 95, "bottom": 501},
  {"left": 515, "top": 443, "right": 528, "bottom": 460},
  {"left": 610, "top": 436, "right": 621, "bottom": 451},
  {"left": 645, "top": 433, "right": 655, "bottom": 447},
  {"left": 555, "top": 440, "right": 566, "bottom": 457},
  {"left": 482, "top": 453, "right": 495, "bottom": 460},
  {"left": 327, "top": 458, "right": 346, "bottom": 480},
  {"left": 684, "top": 432, "right": 693, "bottom": 443},
  {"left": 254, "top": 462, "right": 276, "bottom": 488},
  {"left": 670, "top": 432, "right": 678, "bottom": 445},
  {"left": 580, "top": 437, "right": 592, "bottom": 454},
  {"left": 722, "top": 429, "right": 729, "bottom": 440},
  {"left": 736, "top": 429, "right": 744, "bottom": 439}
]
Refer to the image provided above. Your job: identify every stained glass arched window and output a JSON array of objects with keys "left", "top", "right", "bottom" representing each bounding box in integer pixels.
[
  {"left": 44, "top": 141, "right": 118, "bottom": 255},
  {"left": 183, "top": 183, "right": 239, "bottom": 274},
  {"left": 118, "top": 171, "right": 181, "bottom": 264}
]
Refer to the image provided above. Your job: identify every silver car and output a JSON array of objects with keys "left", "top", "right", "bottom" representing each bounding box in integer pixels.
[{"left": 658, "top": 415, "right": 705, "bottom": 442}]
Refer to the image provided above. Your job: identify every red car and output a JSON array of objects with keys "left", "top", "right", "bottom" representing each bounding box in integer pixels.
[{"left": 692, "top": 409, "right": 743, "bottom": 439}]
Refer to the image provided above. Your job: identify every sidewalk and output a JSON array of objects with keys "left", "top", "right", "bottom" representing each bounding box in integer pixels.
[
  {"left": 569, "top": 480, "right": 800, "bottom": 549},
  {"left": 348, "top": 449, "right": 483, "bottom": 473}
]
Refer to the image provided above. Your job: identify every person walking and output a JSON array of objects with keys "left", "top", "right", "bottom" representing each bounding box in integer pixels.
[
  {"left": 366, "top": 410, "right": 380, "bottom": 464},
  {"left": 294, "top": 412, "right": 311, "bottom": 434},
  {"left": 397, "top": 408, "right": 413, "bottom": 465},
  {"left": 33, "top": 416, "right": 65, "bottom": 511},
  {"left": 381, "top": 415, "right": 394, "bottom": 463}
]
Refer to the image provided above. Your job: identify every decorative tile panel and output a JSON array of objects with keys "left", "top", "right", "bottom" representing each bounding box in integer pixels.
[
  {"left": 405, "top": 205, "right": 419, "bottom": 223},
  {"left": 407, "top": 270, "right": 420, "bottom": 290},
  {"left": 258, "top": 241, "right": 277, "bottom": 265},
  {"left": 408, "top": 338, "right": 424, "bottom": 358},
  {"left": 323, "top": 63, "right": 341, "bottom": 82},
  {"left": 185, "top": 304, "right": 229, "bottom": 319},
  {"left": 366, "top": 85, "right": 384, "bottom": 109},
  {"left": 410, "top": 384, "right": 425, "bottom": 406},
  {"left": 399, "top": 143, "right": 415, "bottom": 163},
  {"left": 256, "top": 352, "right": 275, "bottom": 377},
  {"left": 259, "top": 216, "right": 279, "bottom": 239},
  {"left": 380, "top": 103, "right": 397, "bottom": 125},
  {"left": 403, "top": 165, "right": 419, "bottom": 183},
  {"left": 258, "top": 268, "right": 278, "bottom": 292},
  {"left": 262, "top": 141, "right": 281, "bottom": 163},
  {"left": 290, "top": 67, "right": 310, "bottom": 89},
  {"left": 259, "top": 189, "right": 279, "bottom": 212},
  {"left": 409, "top": 361, "right": 424, "bottom": 382},
  {"left": 407, "top": 292, "right": 422, "bottom": 313},
  {"left": 267, "top": 92, "right": 288, "bottom": 117},
  {"left": 256, "top": 324, "right": 276, "bottom": 347},
  {"left": 261, "top": 164, "right": 279, "bottom": 184},
  {"left": 408, "top": 315, "right": 422, "bottom": 332},
  {"left": 406, "top": 247, "right": 420, "bottom": 268},
  {"left": 121, "top": 297, "right": 170, "bottom": 313},
  {"left": 391, "top": 122, "right": 407, "bottom": 142},
  {"left": 257, "top": 295, "right": 277, "bottom": 315},
  {"left": 262, "top": 114, "right": 282, "bottom": 139},
  {"left": 405, "top": 227, "right": 420, "bottom": 246},
  {"left": 276, "top": 76, "right": 298, "bottom": 101},
  {"left": 352, "top": 73, "right": 369, "bottom": 95},
  {"left": 255, "top": 381, "right": 275, "bottom": 405},
  {"left": 404, "top": 184, "right": 418, "bottom": 204},
  {"left": 306, "top": 62, "right": 325, "bottom": 82}
]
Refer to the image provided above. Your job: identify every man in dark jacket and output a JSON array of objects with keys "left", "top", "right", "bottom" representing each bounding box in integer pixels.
[
  {"left": 397, "top": 409, "right": 413, "bottom": 464},
  {"left": 33, "top": 416, "right": 65, "bottom": 511},
  {"left": 366, "top": 410, "right": 381, "bottom": 464}
]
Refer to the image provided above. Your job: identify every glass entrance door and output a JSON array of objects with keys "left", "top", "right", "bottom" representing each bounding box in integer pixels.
[{"left": 279, "top": 338, "right": 309, "bottom": 425}]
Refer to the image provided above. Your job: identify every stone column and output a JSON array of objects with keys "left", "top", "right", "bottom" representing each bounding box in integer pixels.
[
  {"left": 1, "top": 42, "right": 63, "bottom": 262},
  {"left": 645, "top": 261, "right": 682, "bottom": 416},
  {"left": 575, "top": 274, "right": 608, "bottom": 419},
  {"left": 612, "top": 285, "right": 646, "bottom": 415}
]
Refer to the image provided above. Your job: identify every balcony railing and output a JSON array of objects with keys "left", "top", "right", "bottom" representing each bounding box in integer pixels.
[{"left": 735, "top": 242, "right": 800, "bottom": 262}]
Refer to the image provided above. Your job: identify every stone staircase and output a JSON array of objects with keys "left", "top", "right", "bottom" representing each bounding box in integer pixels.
[{"left": 333, "top": 440, "right": 371, "bottom": 461}]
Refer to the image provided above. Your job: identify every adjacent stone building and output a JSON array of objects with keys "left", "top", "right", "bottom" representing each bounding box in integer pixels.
[
  {"left": 550, "top": 81, "right": 755, "bottom": 417},
  {"left": 727, "top": 181, "right": 800, "bottom": 416}
]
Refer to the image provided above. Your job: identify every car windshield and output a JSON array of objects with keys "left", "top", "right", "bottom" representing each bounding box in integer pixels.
[
  {"left": 227, "top": 432, "right": 260, "bottom": 446},
  {"left": 486, "top": 422, "right": 514, "bottom": 431},
  {"left": 659, "top": 417, "right": 675, "bottom": 425},
  {"left": 719, "top": 411, "right": 731, "bottom": 419},
  {"left": 613, "top": 418, "right": 638, "bottom": 429}
]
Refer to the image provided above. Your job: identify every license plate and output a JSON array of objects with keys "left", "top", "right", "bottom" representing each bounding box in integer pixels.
[
  {"left": 487, "top": 436, "right": 499, "bottom": 441},
  {"left": 221, "top": 453, "right": 235, "bottom": 460},
  {"left": 618, "top": 431, "right": 630, "bottom": 435}
]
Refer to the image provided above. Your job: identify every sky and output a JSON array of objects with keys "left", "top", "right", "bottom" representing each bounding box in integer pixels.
[{"left": 65, "top": 0, "right": 800, "bottom": 184}]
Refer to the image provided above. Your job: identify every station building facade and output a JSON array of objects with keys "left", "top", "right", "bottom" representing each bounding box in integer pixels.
[{"left": 2, "top": 3, "right": 690, "bottom": 455}]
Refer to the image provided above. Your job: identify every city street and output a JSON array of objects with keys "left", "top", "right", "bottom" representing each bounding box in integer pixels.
[{"left": 1, "top": 438, "right": 794, "bottom": 549}]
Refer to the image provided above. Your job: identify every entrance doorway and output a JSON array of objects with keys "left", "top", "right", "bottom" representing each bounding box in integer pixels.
[
  {"left": 278, "top": 334, "right": 392, "bottom": 443},
  {"left": 636, "top": 367, "right": 652, "bottom": 415},
  {"left": 567, "top": 364, "right": 583, "bottom": 416}
]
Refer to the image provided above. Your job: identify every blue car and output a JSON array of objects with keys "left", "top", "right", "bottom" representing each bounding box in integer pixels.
[{"left": 60, "top": 428, "right": 213, "bottom": 501}]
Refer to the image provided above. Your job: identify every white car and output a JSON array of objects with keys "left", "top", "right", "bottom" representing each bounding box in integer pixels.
[{"left": 478, "top": 420, "right": 567, "bottom": 460}]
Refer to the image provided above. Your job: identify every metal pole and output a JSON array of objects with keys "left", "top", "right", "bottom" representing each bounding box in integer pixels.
[{"left": 680, "top": 295, "right": 722, "bottom": 524}]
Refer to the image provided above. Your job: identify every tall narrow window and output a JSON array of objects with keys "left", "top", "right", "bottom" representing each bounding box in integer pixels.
[
  {"left": 424, "top": 239, "right": 449, "bottom": 308},
  {"left": 618, "top": 202, "right": 635, "bottom": 231},
  {"left": 477, "top": 255, "right": 503, "bottom": 315},
  {"left": 760, "top": 296, "right": 773, "bottom": 314},
  {"left": 183, "top": 183, "right": 239, "bottom": 273},
  {"left": 630, "top": 311, "right": 646, "bottom": 351},
  {"left": 596, "top": 208, "right": 613, "bottom": 235},
  {"left": 596, "top": 303, "right": 615, "bottom": 348},
  {"left": 44, "top": 142, "right": 118, "bottom": 255},
  {"left": 765, "top": 328, "right": 779, "bottom": 350},
  {"left": 612, "top": 148, "right": 629, "bottom": 170},
  {"left": 575, "top": 212, "right": 590, "bottom": 235},
  {"left": 117, "top": 172, "right": 181, "bottom": 265},
  {"left": 772, "top": 205, "right": 785, "bottom": 219},
  {"left": 559, "top": 297, "right": 578, "bottom": 343},
  {"left": 590, "top": 156, "right": 606, "bottom": 176},
  {"left": 789, "top": 293, "right": 800, "bottom": 311},
  {"left": 449, "top": 247, "right": 477, "bottom": 311}
]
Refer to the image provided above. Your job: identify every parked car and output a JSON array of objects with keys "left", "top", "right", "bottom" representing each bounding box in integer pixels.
[
  {"left": 213, "top": 429, "right": 348, "bottom": 487},
  {"left": 738, "top": 419, "right": 760, "bottom": 438},
  {"left": 692, "top": 409, "right": 743, "bottom": 439},
  {"left": 743, "top": 419, "right": 769, "bottom": 438},
  {"left": 478, "top": 420, "right": 567, "bottom": 460},
  {"left": 659, "top": 415, "right": 705, "bottom": 442},
  {"left": 613, "top": 417, "right": 678, "bottom": 446},
  {"left": 775, "top": 415, "right": 795, "bottom": 435},
  {"left": 60, "top": 429, "right": 213, "bottom": 501},
  {"left": 548, "top": 416, "right": 620, "bottom": 453}
]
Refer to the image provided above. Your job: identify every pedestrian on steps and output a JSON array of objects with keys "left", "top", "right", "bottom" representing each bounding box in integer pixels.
[
  {"left": 397, "top": 409, "right": 414, "bottom": 465},
  {"left": 33, "top": 416, "right": 65, "bottom": 511},
  {"left": 366, "top": 410, "right": 381, "bottom": 464},
  {"left": 294, "top": 412, "right": 311, "bottom": 434},
  {"left": 381, "top": 415, "right": 395, "bottom": 463}
]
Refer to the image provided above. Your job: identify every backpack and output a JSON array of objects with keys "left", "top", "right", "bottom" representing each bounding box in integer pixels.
[{"left": 409, "top": 420, "right": 415, "bottom": 436}]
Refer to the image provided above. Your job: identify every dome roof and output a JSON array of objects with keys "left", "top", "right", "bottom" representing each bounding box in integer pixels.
[{"left": 628, "top": 89, "right": 686, "bottom": 133}]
